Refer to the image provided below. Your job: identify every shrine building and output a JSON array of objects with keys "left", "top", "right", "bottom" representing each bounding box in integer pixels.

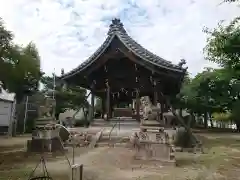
[{"left": 60, "top": 18, "right": 187, "bottom": 121}]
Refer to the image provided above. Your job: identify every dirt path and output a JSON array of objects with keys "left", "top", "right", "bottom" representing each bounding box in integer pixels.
[
  {"left": 0, "top": 135, "right": 30, "bottom": 147},
  {"left": 46, "top": 147, "right": 108, "bottom": 171},
  {"left": 44, "top": 146, "right": 200, "bottom": 180}
]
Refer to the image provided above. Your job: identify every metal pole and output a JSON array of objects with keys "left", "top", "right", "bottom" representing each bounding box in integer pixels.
[
  {"left": 23, "top": 96, "right": 29, "bottom": 133},
  {"left": 53, "top": 69, "right": 56, "bottom": 100},
  {"left": 8, "top": 98, "right": 16, "bottom": 137}
]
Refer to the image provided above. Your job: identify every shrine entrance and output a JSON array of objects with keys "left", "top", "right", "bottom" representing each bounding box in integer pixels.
[{"left": 60, "top": 18, "right": 186, "bottom": 123}]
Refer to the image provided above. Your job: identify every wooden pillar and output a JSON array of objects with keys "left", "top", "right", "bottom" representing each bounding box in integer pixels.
[
  {"left": 91, "top": 91, "right": 95, "bottom": 120},
  {"left": 153, "top": 80, "right": 158, "bottom": 106},
  {"left": 105, "top": 81, "right": 110, "bottom": 120},
  {"left": 159, "top": 92, "right": 165, "bottom": 120},
  {"left": 109, "top": 97, "right": 114, "bottom": 118},
  {"left": 101, "top": 97, "right": 105, "bottom": 118},
  {"left": 135, "top": 90, "right": 140, "bottom": 122}
]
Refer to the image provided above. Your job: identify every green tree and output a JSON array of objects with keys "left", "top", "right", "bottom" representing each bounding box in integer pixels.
[
  {"left": 204, "top": 18, "right": 240, "bottom": 77},
  {"left": 0, "top": 19, "right": 42, "bottom": 101},
  {"left": 204, "top": 1, "right": 240, "bottom": 131},
  {"left": 41, "top": 75, "right": 88, "bottom": 120},
  {"left": 175, "top": 69, "right": 232, "bottom": 128}
]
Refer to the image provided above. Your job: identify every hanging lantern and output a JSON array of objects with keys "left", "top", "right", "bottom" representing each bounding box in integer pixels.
[
  {"left": 136, "top": 77, "right": 138, "bottom": 83},
  {"left": 105, "top": 79, "right": 109, "bottom": 87},
  {"left": 150, "top": 76, "right": 153, "bottom": 83},
  {"left": 104, "top": 65, "right": 108, "bottom": 72},
  {"left": 135, "top": 64, "right": 138, "bottom": 71},
  {"left": 153, "top": 80, "right": 157, "bottom": 86},
  {"left": 136, "top": 89, "right": 139, "bottom": 96}
]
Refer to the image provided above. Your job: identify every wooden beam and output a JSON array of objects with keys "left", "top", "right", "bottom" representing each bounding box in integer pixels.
[{"left": 85, "top": 50, "right": 124, "bottom": 76}]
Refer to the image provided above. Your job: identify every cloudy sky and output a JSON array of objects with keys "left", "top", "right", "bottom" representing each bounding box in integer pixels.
[{"left": 0, "top": 0, "right": 239, "bottom": 77}]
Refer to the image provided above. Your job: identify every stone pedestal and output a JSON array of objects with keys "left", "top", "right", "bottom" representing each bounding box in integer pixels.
[
  {"left": 27, "top": 117, "right": 63, "bottom": 153},
  {"left": 134, "top": 131, "right": 176, "bottom": 166},
  {"left": 27, "top": 137, "right": 63, "bottom": 153}
]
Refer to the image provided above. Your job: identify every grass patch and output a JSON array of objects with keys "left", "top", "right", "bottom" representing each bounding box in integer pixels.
[{"left": 175, "top": 134, "right": 240, "bottom": 179}]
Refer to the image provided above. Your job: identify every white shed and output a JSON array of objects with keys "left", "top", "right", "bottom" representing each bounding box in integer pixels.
[{"left": 0, "top": 91, "right": 15, "bottom": 136}]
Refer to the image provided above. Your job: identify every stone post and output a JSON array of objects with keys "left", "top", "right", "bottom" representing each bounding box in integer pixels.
[{"left": 70, "top": 164, "right": 83, "bottom": 180}]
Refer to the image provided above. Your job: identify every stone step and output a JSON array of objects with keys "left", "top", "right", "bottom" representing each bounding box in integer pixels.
[
  {"left": 96, "top": 142, "right": 127, "bottom": 147},
  {"left": 100, "top": 135, "right": 129, "bottom": 141},
  {"left": 88, "top": 129, "right": 104, "bottom": 148},
  {"left": 90, "top": 121, "right": 139, "bottom": 127}
]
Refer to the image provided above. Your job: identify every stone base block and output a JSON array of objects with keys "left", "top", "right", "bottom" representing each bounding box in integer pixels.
[
  {"left": 27, "top": 137, "right": 64, "bottom": 153},
  {"left": 134, "top": 141, "right": 176, "bottom": 166}
]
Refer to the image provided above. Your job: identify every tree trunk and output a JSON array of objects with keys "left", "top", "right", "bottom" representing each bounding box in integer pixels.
[
  {"left": 179, "top": 108, "right": 183, "bottom": 117},
  {"left": 209, "top": 112, "right": 213, "bottom": 128},
  {"left": 15, "top": 98, "right": 25, "bottom": 134},
  {"left": 171, "top": 107, "right": 199, "bottom": 145},
  {"left": 204, "top": 112, "right": 208, "bottom": 129},
  {"left": 82, "top": 107, "right": 89, "bottom": 127},
  {"left": 55, "top": 112, "right": 60, "bottom": 121},
  {"left": 190, "top": 111, "right": 196, "bottom": 127}
]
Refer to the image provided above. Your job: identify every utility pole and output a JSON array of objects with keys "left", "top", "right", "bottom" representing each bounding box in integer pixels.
[
  {"left": 53, "top": 68, "right": 56, "bottom": 100},
  {"left": 23, "top": 95, "right": 29, "bottom": 133}
]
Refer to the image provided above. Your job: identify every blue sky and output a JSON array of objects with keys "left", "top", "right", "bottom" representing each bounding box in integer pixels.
[{"left": 0, "top": 0, "right": 239, "bottom": 77}]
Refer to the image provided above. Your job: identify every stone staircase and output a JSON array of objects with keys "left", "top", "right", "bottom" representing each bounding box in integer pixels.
[
  {"left": 90, "top": 117, "right": 139, "bottom": 128},
  {"left": 90, "top": 117, "right": 139, "bottom": 147}
]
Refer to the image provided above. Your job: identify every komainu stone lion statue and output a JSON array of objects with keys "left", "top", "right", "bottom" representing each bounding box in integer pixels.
[{"left": 140, "top": 96, "right": 161, "bottom": 121}]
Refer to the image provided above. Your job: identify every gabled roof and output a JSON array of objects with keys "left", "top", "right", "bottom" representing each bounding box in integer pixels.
[{"left": 61, "top": 19, "right": 186, "bottom": 80}]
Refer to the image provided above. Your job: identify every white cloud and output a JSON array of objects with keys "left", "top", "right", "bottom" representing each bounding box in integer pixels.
[{"left": 0, "top": 0, "right": 239, "bottom": 77}]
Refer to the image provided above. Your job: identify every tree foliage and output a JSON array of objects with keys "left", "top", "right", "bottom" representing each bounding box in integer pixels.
[
  {"left": 0, "top": 18, "right": 42, "bottom": 101},
  {"left": 204, "top": 18, "right": 240, "bottom": 75},
  {"left": 41, "top": 75, "right": 88, "bottom": 119}
]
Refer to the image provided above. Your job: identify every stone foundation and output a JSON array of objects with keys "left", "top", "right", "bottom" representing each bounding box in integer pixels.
[
  {"left": 133, "top": 131, "right": 176, "bottom": 166},
  {"left": 27, "top": 137, "right": 64, "bottom": 153},
  {"left": 27, "top": 127, "right": 64, "bottom": 153},
  {"left": 135, "top": 141, "right": 175, "bottom": 165}
]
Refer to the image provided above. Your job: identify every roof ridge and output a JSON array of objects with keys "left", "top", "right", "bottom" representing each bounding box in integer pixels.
[
  {"left": 107, "top": 19, "right": 183, "bottom": 70},
  {"left": 107, "top": 18, "right": 126, "bottom": 35}
]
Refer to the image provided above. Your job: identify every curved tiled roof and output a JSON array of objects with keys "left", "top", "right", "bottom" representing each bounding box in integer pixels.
[{"left": 61, "top": 19, "right": 186, "bottom": 80}]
